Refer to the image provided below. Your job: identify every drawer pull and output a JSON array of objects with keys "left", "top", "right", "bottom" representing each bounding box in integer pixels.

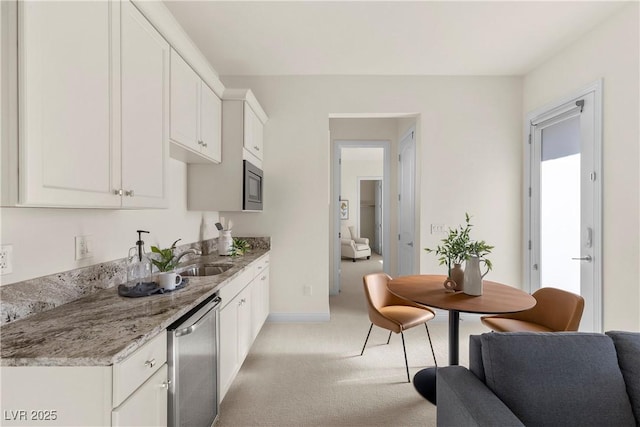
[
  {"left": 161, "top": 380, "right": 172, "bottom": 389},
  {"left": 261, "top": 276, "right": 267, "bottom": 281},
  {"left": 144, "top": 359, "right": 156, "bottom": 368}
]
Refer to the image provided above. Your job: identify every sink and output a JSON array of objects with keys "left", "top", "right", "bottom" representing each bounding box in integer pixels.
[{"left": 178, "top": 263, "right": 234, "bottom": 277}]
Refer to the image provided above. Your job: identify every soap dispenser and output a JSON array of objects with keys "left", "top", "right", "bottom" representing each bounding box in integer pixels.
[{"left": 126, "top": 230, "right": 152, "bottom": 285}]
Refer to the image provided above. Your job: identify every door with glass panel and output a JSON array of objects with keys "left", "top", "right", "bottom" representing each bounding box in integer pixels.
[{"left": 528, "top": 86, "right": 601, "bottom": 332}]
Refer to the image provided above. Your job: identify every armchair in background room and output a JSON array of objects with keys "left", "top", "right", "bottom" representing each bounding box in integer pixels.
[{"left": 341, "top": 224, "right": 371, "bottom": 262}]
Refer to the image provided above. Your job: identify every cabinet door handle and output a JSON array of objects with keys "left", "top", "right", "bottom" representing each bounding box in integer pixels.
[
  {"left": 254, "top": 146, "right": 260, "bottom": 151},
  {"left": 125, "top": 190, "right": 135, "bottom": 197},
  {"left": 261, "top": 276, "right": 266, "bottom": 281},
  {"left": 144, "top": 358, "right": 156, "bottom": 368},
  {"left": 161, "top": 379, "right": 172, "bottom": 389},
  {"left": 202, "top": 142, "right": 208, "bottom": 148},
  {"left": 114, "top": 189, "right": 123, "bottom": 196}
]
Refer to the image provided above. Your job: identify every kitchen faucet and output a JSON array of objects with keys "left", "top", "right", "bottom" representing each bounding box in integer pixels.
[{"left": 175, "top": 248, "right": 202, "bottom": 265}]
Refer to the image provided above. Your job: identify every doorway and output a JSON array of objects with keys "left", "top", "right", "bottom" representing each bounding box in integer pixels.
[
  {"left": 332, "top": 141, "right": 390, "bottom": 294},
  {"left": 526, "top": 81, "right": 602, "bottom": 332}
]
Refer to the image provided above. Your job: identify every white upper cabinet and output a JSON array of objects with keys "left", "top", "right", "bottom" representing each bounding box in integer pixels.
[
  {"left": 169, "top": 50, "right": 199, "bottom": 153},
  {"left": 244, "top": 104, "right": 264, "bottom": 162},
  {"left": 120, "top": 0, "right": 170, "bottom": 208},
  {"left": 11, "top": 0, "right": 169, "bottom": 208},
  {"left": 187, "top": 89, "right": 267, "bottom": 212},
  {"left": 199, "top": 83, "right": 222, "bottom": 162},
  {"left": 169, "top": 50, "right": 221, "bottom": 164},
  {"left": 18, "top": 1, "right": 120, "bottom": 207}
]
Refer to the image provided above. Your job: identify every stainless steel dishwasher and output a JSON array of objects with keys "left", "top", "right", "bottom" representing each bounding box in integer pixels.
[{"left": 167, "top": 293, "right": 221, "bottom": 427}]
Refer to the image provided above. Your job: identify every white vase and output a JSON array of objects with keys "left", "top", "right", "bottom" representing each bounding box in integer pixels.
[
  {"left": 219, "top": 231, "right": 233, "bottom": 256},
  {"left": 463, "top": 255, "right": 489, "bottom": 296}
]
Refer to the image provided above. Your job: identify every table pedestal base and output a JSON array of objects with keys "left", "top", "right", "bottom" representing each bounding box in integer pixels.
[{"left": 413, "top": 367, "right": 437, "bottom": 405}]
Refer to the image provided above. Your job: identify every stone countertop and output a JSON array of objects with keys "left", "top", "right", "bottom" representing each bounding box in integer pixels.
[{"left": 0, "top": 249, "right": 269, "bottom": 367}]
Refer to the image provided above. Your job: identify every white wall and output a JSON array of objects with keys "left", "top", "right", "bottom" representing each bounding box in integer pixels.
[
  {"left": 0, "top": 159, "right": 220, "bottom": 285},
  {"left": 523, "top": 2, "right": 640, "bottom": 331},
  {"left": 221, "top": 75, "right": 523, "bottom": 318}
]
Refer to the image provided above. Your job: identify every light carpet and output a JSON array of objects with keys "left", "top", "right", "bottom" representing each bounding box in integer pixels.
[{"left": 217, "top": 255, "right": 487, "bottom": 427}]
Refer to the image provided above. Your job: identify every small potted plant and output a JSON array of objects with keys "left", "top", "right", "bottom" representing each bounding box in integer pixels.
[
  {"left": 424, "top": 214, "right": 493, "bottom": 291},
  {"left": 230, "top": 238, "right": 250, "bottom": 257},
  {"left": 150, "top": 239, "right": 184, "bottom": 290},
  {"left": 150, "top": 239, "right": 182, "bottom": 272}
]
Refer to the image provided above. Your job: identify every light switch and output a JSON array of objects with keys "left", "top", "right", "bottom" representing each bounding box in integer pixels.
[
  {"left": 0, "top": 245, "right": 13, "bottom": 275},
  {"left": 75, "top": 235, "right": 93, "bottom": 260},
  {"left": 431, "top": 224, "right": 446, "bottom": 234}
]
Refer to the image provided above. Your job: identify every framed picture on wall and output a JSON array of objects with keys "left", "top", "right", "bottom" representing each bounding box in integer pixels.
[{"left": 340, "top": 200, "right": 349, "bottom": 220}]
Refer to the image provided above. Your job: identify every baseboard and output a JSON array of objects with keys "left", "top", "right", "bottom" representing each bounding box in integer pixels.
[{"left": 267, "top": 312, "right": 331, "bottom": 323}]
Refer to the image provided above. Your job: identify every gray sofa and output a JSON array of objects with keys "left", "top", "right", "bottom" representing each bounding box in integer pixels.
[{"left": 437, "top": 331, "right": 640, "bottom": 426}]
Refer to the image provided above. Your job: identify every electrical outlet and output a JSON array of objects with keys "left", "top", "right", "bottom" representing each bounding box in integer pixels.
[
  {"left": 75, "top": 235, "right": 93, "bottom": 260},
  {"left": 0, "top": 245, "right": 13, "bottom": 275},
  {"left": 431, "top": 224, "right": 446, "bottom": 234},
  {"left": 303, "top": 285, "right": 313, "bottom": 296}
]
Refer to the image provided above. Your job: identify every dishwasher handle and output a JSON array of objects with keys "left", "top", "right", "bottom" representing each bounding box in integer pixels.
[{"left": 175, "top": 296, "right": 221, "bottom": 337}]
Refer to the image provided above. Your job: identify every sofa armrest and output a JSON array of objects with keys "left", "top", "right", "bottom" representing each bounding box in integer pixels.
[
  {"left": 437, "top": 366, "right": 524, "bottom": 427},
  {"left": 353, "top": 237, "right": 369, "bottom": 245},
  {"left": 341, "top": 239, "right": 355, "bottom": 247}
]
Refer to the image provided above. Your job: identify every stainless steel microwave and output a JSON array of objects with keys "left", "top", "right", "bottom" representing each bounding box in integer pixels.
[{"left": 243, "top": 160, "right": 263, "bottom": 211}]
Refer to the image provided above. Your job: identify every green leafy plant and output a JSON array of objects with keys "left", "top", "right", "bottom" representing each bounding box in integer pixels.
[
  {"left": 468, "top": 240, "right": 494, "bottom": 270},
  {"left": 150, "top": 239, "right": 181, "bottom": 272},
  {"left": 424, "top": 213, "right": 493, "bottom": 274},
  {"left": 230, "top": 238, "right": 250, "bottom": 257}
]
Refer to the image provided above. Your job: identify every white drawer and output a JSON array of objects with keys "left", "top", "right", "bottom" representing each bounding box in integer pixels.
[
  {"left": 219, "top": 267, "right": 253, "bottom": 308},
  {"left": 253, "top": 254, "right": 269, "bottom": 278},
  {"left": 113, "top": 332, "right": 167, "bottom": 408}
]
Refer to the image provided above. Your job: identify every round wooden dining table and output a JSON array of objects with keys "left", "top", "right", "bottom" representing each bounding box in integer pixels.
[{"left": 387, "top": 275, "right": 536, "bottom": 404}]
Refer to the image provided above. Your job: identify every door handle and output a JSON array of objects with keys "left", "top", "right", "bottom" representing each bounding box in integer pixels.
[
  {"left": 407, "top": 242, "right": 414, "bottom": 247},
  {"left": 571, "top": 255, "right": 592, "bottom": 262}
]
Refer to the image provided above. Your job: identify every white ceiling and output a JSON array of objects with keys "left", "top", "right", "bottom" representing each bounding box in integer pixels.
[{"left": 163, "top": 1, "right": 628, "bottom": 76}]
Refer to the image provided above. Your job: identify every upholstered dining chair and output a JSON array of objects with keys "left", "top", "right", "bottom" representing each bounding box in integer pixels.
[
  {"left": 360, "top": 272, "right": 437, "bottom": 382},
  {"left": 481, "top": 287, "right": 585, "bottom": 332}
]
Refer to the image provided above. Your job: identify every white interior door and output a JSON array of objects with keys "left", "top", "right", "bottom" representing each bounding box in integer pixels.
[
  {"left": 528, "top": 85, "right": 602, "bottom": 332},
  {"left": 398, "top": 130, "right": 416, "bottom": 276},
  {"left": 374, "top": 180, "right": 383, "bottom": 255}
]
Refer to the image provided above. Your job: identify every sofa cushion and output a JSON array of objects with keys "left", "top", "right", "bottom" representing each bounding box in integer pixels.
[
  {"left": 480, "top": 332, "right": 636, "bottom": 427},
  {"left": 468, "top": 334, "right": 485, "bottom": 383},
  {"left": 606, "top": 331, "right": 640, "bottom": 422}
]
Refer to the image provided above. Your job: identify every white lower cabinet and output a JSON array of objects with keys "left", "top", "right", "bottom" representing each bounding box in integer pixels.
[
  {"left": 0, "top": 331, "right": 168, "bottom": 427},
  {"left": 251, "top": 266, "right": 270, "bottom": 340},
  {"left": 219, "top": 293, "right": 240, "bottom": 400},
  {"left": 112, "top": 364, "right": 168, "bottom": 427},
  {"left": 218, "top": 254, "right": 270, "bottom": 401},
  {"left": 0, "top": 366, "right": 113, "bottom": 426}
]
